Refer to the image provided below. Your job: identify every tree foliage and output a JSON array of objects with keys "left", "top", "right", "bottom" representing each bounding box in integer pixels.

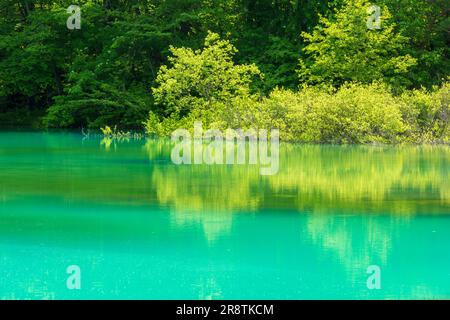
[
  {"left": 298, "top": 0, "right": 417, "bottom": 88},
  {"left": 152, "top": 32, "right": 261, "bottom": 116},
  {"left": 0, "top": 0, "right": 448, "bottom": 138}
]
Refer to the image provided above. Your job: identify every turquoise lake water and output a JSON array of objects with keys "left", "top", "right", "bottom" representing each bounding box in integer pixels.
[{"left": 0, "top": 131, "right": 449, "bottom": 299}]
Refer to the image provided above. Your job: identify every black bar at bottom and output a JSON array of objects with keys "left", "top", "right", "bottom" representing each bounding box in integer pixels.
[{"left": 0, "top": 299, "right": 445, "bottom": 318}]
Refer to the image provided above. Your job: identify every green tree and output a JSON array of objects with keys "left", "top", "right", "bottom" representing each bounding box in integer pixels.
[
  {"left": 236, "top": 0, "right": 344, "bottom": 91},
  {"left": 377, "top": 0, "right": 449, "bottom": 88},
  {"left": 152, "top": 31, "right": 261, "bottom": 119},
  {"left": 298, "top": 0, "right": 416, "bottom": 89},
  {"left": 43, "top": 5, "right": 168, "bottom": 128},
  {"left": 0, "top": 7, "right": 70, "bottom": 110}
]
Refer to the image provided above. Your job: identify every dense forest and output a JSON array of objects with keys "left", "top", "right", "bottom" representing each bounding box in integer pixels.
[{"left": 0, "top": 0, "right": 448, "bottom": 143}]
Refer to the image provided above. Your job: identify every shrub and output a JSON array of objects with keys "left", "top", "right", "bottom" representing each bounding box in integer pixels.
[
  {"left": 400, "top": 82, "right": 450, "bottom": 143},
  {"left": 258, "top": 83, "right": 407, "bottom": 143}
]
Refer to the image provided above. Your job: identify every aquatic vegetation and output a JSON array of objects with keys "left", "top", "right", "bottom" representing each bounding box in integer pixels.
[{"left": 99, "top": 125, "right": 145, "bottom": 151}]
